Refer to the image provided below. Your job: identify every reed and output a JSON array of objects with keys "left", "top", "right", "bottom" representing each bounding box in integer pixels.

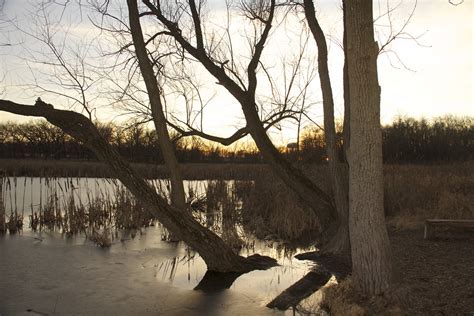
[
  {"left": 237, "top": 174, "right": 320, "bottom": 244},
  {"left": 384, "top": 162, "right": 474, "bottom": 229},
  {"left": 0, "top": 173, "right": 5, "bottom": 233},
  {"left": 0, "top": 162, "right": 472, "bottom": 244}
]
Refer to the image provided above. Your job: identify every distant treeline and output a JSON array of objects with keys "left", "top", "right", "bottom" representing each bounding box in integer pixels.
[
  {"left": 382, "top": 117, "right": 473, "bottom": 162},
  {"left": 0, "top": 116, "right": 472, "bottom": 163},
  {"left": 0, "top": 121, "right": 262, "bottom": 163}
]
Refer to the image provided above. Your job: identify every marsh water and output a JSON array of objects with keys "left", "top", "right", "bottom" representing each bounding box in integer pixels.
[{"left": 0, "top": 177, "right": 324, "bottom": 315}]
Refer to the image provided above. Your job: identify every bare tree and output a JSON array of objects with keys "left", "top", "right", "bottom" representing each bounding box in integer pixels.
[
  {"left": 302, "top": 0, "right": 350, "bottom": 257},
  {"left": 0, "top": 0, "right": 282, "bottom": 274},
  {"left": 126, "top": 0, "right": 186, "bottom": 214},
  {"left": 6, "top": 0, "right": 189, "bottom": 223},
  {"left": 345, "top": 0, "right": 392, "bottom": 295},
  {"left": 138, "top": 0, "right": 337, "bottom": 233},
  {"left": 8, "top": 1, "right": 99, "bottom": 119},
  {"left": 283, "top": 0, "right": 422, "bottom": 258}
]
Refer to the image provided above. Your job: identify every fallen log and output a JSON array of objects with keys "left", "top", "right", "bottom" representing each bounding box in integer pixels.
[
  {"left": 266, "top": 268, "right": 332, "bottom": 310},
  {"left": 267, "top": 252, "right": 351, "bottom": 310}
]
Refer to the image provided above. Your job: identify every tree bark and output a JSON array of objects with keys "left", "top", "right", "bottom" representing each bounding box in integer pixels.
[
  {"left": 342, "top": 1, "right": 351, "bottom": 158},
  {"left": 127, "top": 0, "right": 186, "bottom": 212},
  {"left": 303, "top": 0, "right": 350, "bottom": 257},
  {"left": 0, "top": 99, "right": 275, "bottom": 273},
  {"left": 344, "top": 0, "right": 392, "bottom": 295}
]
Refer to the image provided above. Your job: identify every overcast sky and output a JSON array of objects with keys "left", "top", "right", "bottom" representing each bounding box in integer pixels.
[{"left": 0, "top": 0, "right": 472, "bottom": 144}]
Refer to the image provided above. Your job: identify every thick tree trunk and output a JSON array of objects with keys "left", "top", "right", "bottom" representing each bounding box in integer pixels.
[
  {"left": 127, "top": 0, "right": 186, "bottom": 212},
  {"left": 0, "top": 100, "right": 276, "bottom": 273},
  {"left": 303, "top": 0, "right": 350, "bottom": 257},
  {"left": 342, "top": 0, "right": 351, "bottom": 158},
  {"left": 345, "top": 1, "right": 392, "bottom": 295}
]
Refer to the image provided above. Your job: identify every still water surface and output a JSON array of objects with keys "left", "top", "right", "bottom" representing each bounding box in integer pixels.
[{"left": 1, "top": 177, "right": 321, "bottom": 315}]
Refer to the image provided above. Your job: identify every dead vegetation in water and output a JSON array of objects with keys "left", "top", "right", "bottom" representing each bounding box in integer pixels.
[
  {"left": 237, "top": 173, "right": 321, "bottom": 243},
  {"left": 6, "top": 212, "right": 23, "bottom": 234},
  {"left": 0, "top": 176, "right": 161, "bottom": 247},
  {"left": 1, "top": 176, "right": 24, "bottom": 234},
  {"left": 1, "top": 162, "right": 472, "bottom": 247},
  {"left": 194, "top": 180, "right": 245, "bottom": 250},
  {"left": 0, "top": 209, "right": 4, "bottom": 234},
  {"left": 87, "top": 227, "right": 113, "bottom": 248}
]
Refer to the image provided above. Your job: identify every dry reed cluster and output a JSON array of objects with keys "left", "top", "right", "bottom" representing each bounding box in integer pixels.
[
  {"left": 1, "top": 162, "right": 472, "bottom": 245},
  {"left": 0, "top": 176, "right": 160, "bottom": 246},
  {"left": 384, "top": 162, "right": 474, "bottom": 229}
]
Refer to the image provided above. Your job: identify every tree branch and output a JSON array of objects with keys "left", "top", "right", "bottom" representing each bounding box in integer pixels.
[
  {"left": 189, "top": 0, "right": 205, "bottom": 50},
  {"left": 247, "top": 0, "right": 276, "bottom": 98},
  {"left": 167, "top": 119, "right": 249, "bottom": 146}
]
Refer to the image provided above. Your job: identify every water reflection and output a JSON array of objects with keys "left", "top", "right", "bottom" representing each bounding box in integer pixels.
[
  {"left": 149, "top": 235, "right": 312, "bottom": 304},
  {"left": 194, "top": 270, "right": 244, "bottom": 292}
]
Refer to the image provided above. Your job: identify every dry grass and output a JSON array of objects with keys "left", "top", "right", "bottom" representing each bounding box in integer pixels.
[
  {"left": 384, "top": 161, "right": 474, "bottom": 230},
  {"left": 6, "top": 212, "right": 22, "bottom": 234},
  {"left": 319, "top": 278, "right": 405, "bottom": 316},
  {"left": 237, "top": 173, "right": 321, "bottom": 243},
  {"left": 234, "top": 162, "right": 473, "bottom": 240},
  {"left": 0, "top": 175, "right": 162, "bottom": 247},
  {"left": 1, "top": 162, "right": 472, "bottom": 244}
]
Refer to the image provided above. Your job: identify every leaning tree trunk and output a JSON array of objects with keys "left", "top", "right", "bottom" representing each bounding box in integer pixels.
[
  {"left": 141, "top": 0, "right": 337, "bottom": 233},
  {"left": 127, "top": 0, "right": 186, "bottom": 212},
  {"left": 0, "top": 100, "right": 271, "bottom": 273},
  {"left": 345, "top": 0, "right": 392, "bottom": 295},
  {"left": 241, "top": 104, "right": 336, "bottom": 231},
  {"left": 303, "top": 0, "right": 350, "bottom": 257}
]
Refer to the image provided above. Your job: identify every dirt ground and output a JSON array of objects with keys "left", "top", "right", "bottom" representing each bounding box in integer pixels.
[{"left": 389, "top": 228, "right": 474, "bottom": 315}]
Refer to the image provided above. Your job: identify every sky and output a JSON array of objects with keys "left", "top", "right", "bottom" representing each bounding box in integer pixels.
[{"left": 0, "top": 0, "right": 473, "bottom": 145}]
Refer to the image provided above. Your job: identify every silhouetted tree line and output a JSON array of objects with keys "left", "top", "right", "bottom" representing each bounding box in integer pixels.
[
  {"left": 0, "top": 121, "right": 263, "bottom": 163},
  {"left": 382, "top": 116, "right": 473, "bottom": 162},
  {"left": 0, "top": 116, "right": 472, "bottom": 163},
  {"left": 298, "top": 116, "right": 473, "bottom": 163}
]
